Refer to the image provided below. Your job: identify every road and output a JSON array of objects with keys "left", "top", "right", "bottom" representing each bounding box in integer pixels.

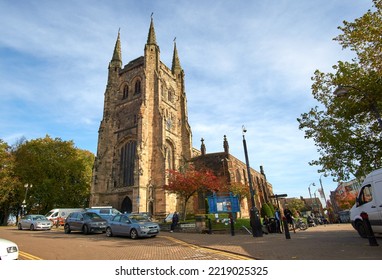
[
  {"left": 1, "top": 223, "right": 382, "bottom": 260},
  {"left": 0, "top": 226, "right": 248, "bottom": 260}
]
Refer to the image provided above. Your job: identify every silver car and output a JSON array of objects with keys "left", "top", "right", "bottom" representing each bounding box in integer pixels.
[
  {"left": 18, "top": 214, "right": 52, "bottom": 231},
  {"left": 106, "top": 214, "right": 160, "bottom": 239}
]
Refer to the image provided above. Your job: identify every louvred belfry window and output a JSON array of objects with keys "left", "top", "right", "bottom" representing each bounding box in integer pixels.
[{"left": 120, "top": 141, "right": 137, "bottom": 186}]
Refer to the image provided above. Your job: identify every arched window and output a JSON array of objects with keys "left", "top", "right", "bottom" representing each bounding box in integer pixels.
[
  {"left": 120, "top": 141, "right": 137, "bottom": 186},
  {"left": 165, "top": 141, "right": 175, "bottom": 171},
  {"left": 134, "top": 80, "right": 141, "bottom": 95},
  {"left": 161, "top": 84, "right": 165, "bottom": 98},
  {"left": 123, "top": 85, "right": 129, "bottom": 99},
  {"left": 236, "top": 169, "right": 242, "bottom": 182},
  {"left": 168, "top": 90, "right": 173, "bottom": 103}
]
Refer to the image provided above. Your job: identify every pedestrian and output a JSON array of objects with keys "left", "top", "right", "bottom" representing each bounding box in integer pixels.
[
  {"left": 170, "top": 211, "right": 179, "bottom": 232},
  {"left": 284, "top": 208, "right": 295, "bottom": 233},
  {"left": 274, "top": 208, "right": 282, "bottom": 233}
]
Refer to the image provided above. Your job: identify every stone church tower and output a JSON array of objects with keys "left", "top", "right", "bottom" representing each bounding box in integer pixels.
[{"left": 90, "top": 18, "right": 192, "bottom": 217}]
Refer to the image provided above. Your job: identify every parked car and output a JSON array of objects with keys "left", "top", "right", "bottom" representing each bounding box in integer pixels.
[
  {"left": 0, "top": 238, "right": 19, "bottom": 260},
  {"left": 164, "top": 213, "right": 174, "bottom": 223},
  {"left": 45, "top": 208, "right": 85, "bottom": 227},
  {"left": 350, "top": 167, "right": 382, "bottom": 238},
  {"left": 129, "top": 212, "right": 154, "bottom": 221},
  {"left": 105, "top": 213, "right": 160, "bottom": 239},
  {"left": 18, "top": 214, "right": 52, "bottom": 231},
  {"left": 64, "top": 211, "right": 107, "bottom": 235}
]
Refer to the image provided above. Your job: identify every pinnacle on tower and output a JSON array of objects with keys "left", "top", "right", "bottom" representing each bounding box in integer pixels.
[
  {"left": 110, "top": 29, "right": 122, "bottom": 68},
  {"left": 171, "top": 38, "right": 182, "bottom": 74},
  {"left": 147, "top": 14, "right": 157, "bottom": 45}
]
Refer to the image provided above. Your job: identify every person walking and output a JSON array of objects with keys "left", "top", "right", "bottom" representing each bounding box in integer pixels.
[
  {"left": 275, "top": 208, "right": 282, "bottom": 233},
  {"left": 170, "top": 211, "right": 179, "bottom": 232},
  {"left": 284, "top": 208, "right": 295, "bottom": 233}
]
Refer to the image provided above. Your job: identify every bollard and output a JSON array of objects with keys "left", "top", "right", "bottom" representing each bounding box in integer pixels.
[
  {"left": 360, "top": 212, "right": 378, "bottom": 246},
  {"left": 283, "top": 217, "right": 291, "bottom": 239},
  {"left": 207, "top": 217, "right": 212, "bottom": 234},
  {"left": 230, "top": 217, "right": 235, "bottom": 236}
]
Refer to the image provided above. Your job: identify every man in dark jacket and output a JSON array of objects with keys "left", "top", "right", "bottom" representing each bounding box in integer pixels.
[{"left": 170, "top": 212, "right": 179, "bottom": 232}]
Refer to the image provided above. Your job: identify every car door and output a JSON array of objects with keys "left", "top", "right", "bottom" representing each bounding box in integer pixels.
[
  {"left": 70, "top": 213, "right": 80, "bottom": 230},
  {"left": 120, "top": 215, "right": 133, "bottom": 236},
  {"left": 358, "top": 184, "right": 382, "bottom": 233},
  {"left": 109, "top": 215, "right": 122, "bottom": 235},
  {"left": 22, "top": 215, "right": 31, "bottom": 228},
  {"left": 370, "top": 180, "right": 382, "bottom": 234}
]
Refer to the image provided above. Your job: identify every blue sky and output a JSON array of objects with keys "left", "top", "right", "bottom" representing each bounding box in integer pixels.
[{"left": 0, "top": 0, "right": 372, "bottom": 203}]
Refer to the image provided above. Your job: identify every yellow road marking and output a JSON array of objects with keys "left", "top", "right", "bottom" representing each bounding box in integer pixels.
[
  {"left": 19, "top": 251, "right": 43, "bottom": 260},
  {"left": 161, "top": 235, "right": 254, "bottom": 260}
]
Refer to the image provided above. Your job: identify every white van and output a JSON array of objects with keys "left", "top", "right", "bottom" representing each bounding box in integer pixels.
[
  {"left": 350, "top": 168, "right": 382, "bottom": 238},
  {"left": 86, "top": 206, "right": 121, "bottom": 220},
  {"left": 45, "top": 208, "right": 85, "bottom": 226}
]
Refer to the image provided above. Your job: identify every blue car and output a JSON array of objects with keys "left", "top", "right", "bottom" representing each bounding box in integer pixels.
[{"left": 106, "top": 213, "right": 160, "bottom": 239}]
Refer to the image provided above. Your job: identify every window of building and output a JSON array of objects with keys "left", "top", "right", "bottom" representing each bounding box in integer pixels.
[
  {"left": 123, "top": 85, "right": 129, "bottom": 99},
  {"left": 168, "top": 89, "right": 174, "bottom": 103},
  {"left": 120, "top": 141, "right": 137, "bottom": 186},
  {"left": 134, "top": 80, "right": 141, "bottom": 95}
]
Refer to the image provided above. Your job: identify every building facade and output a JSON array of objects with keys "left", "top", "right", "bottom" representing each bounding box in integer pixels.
[{"left": 90, "top": 18, "right": 273, "bottom": 219}]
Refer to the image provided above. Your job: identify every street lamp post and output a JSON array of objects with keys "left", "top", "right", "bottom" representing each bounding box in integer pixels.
[
  {"left": 242, "top": 126, "right": 263, "bottom": 237},
  {"left": 308, "top": 183, "right": 315, "bottom": 215},
  {"left": 319, "top": 174, "right": 328, "bottom": 211},
  {"left": 22, "top": 183, "right": 32, "bottom": 216}
]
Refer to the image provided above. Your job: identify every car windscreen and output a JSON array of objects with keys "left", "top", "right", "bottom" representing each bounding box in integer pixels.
[
  {"left": 83, "top": 212, "right": 103, "bottom": 220},
  {"left": 33, "top": 216, "right": 47, "bottom": 221},
  {"left": 128, "top": 215, "right": 150, "bottom": 222}
]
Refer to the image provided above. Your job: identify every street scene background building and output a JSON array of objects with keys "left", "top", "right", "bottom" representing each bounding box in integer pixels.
[{"left": 90, "top": 18, "right": 274, "bottom": 219}]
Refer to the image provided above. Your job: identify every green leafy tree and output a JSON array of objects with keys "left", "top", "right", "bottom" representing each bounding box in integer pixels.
[
  {"left": 297, "top": 0, "right": 382, "bottom": 181},
  {"left": 13, "top": 135, "right": 94, "bottom": 214},
  {"left": 286, "top": 198, "right": 306, "bottom": 217},
  {"left": 0, "top": 140, "right": 21, "bottom": 225},
  {"left": 260, "top": 203, "right": 273, "bottom": 218}
]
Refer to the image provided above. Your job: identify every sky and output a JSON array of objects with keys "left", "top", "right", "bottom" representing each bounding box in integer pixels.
[{"left": 0, "top": 0, "right": 372, "bottom": 204}]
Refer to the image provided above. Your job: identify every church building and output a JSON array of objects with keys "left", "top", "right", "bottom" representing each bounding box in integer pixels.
[{"left": 90, "top": 17, "right": 274, "bottom": 219}]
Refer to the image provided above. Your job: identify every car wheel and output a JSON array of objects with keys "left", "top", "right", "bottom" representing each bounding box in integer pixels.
[
  {"left": 106, "top": 227, "right": 113, "bottom": 237},
  {"left": 30, "top": 224, "right": 35, "bottom": 231},
  {"left": 82, "top": 224, "right": 89, "bottom": 235},
  {"left": 355, "top": 220, "right": 367, "bottom": 238},
  {"left": 18, "top": 223, "right": 22, "bottom": 230},
  {"left": 64, "top": 224, "right": 71, "bottom": 234},
  {"left": 130, "top": 228, "right": 138, "bottom": 239}
]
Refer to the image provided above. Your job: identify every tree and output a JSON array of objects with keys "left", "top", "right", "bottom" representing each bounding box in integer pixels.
[
  {"left": 13, "top": 135, "right": 95, "bottom": 214},
  {"left": 335, "top": 192, "right": 357, "bottom": 210},
  {"left": 0, "top": 139, "right": 20, "bottom": 225},
  {"left": 260, "top": 203, "right": 273, "bottom": 218},
  {"left": 297, "top": 0, "right": 382, "bottom": 182},
  {"left": 286, "top": 198, "right": 306, "bottom": 217},
  {"left": 164, "top": 166, "right": 221, "bottom": 220}
]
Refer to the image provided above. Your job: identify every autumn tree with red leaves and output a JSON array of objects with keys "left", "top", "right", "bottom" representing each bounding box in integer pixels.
[
  {"left": 164, "top": 166, "right": 221, "bottom": 220},
  {"left": 336, "top": 191, "right": 357, "bottom": 210}
]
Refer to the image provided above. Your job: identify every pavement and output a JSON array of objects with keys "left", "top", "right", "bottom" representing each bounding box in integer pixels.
[{"left": 162, "top": 223, "right": 382, "bottom": 260}]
